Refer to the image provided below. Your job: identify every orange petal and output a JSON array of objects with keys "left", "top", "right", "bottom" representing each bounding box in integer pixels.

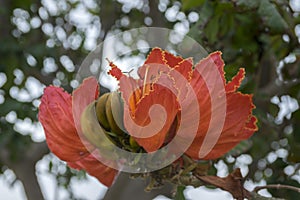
[
  {"left": 180, "top": 54, "right": 217, "bottom": 160},
  {"left": 108, "top": 60, "right": 124, "bottom": 80},
  {"left": 138, "top": 48, "right": 166, "bottom": 80},
  {"left": 72, "top": 77, "right": 99, "bottom": 149},
  {"left": 107, "top": 60, "right": 143, "bottom": 113},
  {"left": 164, "top": 50, "right": 184, "bottom": 68},
  {"left": 170, "top": 57, "right": 193, "bottom": 81},
  {"left": 168, "top": 58, "right": 194, "bottom": 101},
  {"left": 185, "top": 52, "right": 257, "bottom": 160},
  {"left": 124, "top": 77, "right": 179, "bottom": 152},
  {"left": 200, "top": 93, "right": 256, "bottom": 160},
  {"left": 39, "top": 77, "right": 99, "bottom": 162},
  {"left": 119, "top": 75, "right": 142, "bottom": 112},
  {"left": 242, "top": 115, "right": 258, "bottom": 137},
  {"left": 68, "top": 151, "right": 118, "bottom": 187},
  {"left": 145, "top": 47, "right": 165, "bottom": 65},
  {"left": 39, "top": 86, "right": 89, "bottom": 161},
  {"left": 184, "top": 72, "right": 212, "bottom": 160},
  {"left": 210, "top": 51, "right": 226, "bottom": 83},
  {"left": 225, "top": 68, "right": 245, "bottom": 92},
  {"left": 195, "top": 51, "right": 226, "bottom": 85}
]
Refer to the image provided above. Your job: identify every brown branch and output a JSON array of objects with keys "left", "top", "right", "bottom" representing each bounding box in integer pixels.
[
  {"left": 258, "top": 79, "right": 300, "bottom": 98},
  {"left": 14, "top": 161, "right": 45, "bottom": 200},
  {"left": 102, "top": 172, "right": 174, "bottom": 200},
  {"left": 0, "top": 141, "right": 49, "bottom": 200},
  {"left": 193, "top": 168, "right": 252, "bottom": 200},
  {"left": 148, "top": 0, "right": 167, "bottom": 27},
  {"left": 193, "top": 168, "right": 293, "bottom": 200},
  {"left": 254, "top": 184, "right": 300, "bottom": 194},
  {"left": 99, "top": 0, "right": 120, "bottom": 38}
]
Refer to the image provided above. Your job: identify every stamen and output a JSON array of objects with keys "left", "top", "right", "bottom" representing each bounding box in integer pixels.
[
  {"left": 143, "top": 65, "right": 150, "bottom": 96},
  {"left": 106, "top": 58, "right": 113, "bottom": 66},
  {"left": 123, "top": 68, "right": 135, "bottom": 77}
]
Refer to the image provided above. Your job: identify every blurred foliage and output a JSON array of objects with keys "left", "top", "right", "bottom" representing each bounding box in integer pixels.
[
  {"left": 0, "top": 0, "right": 299, "bottom": 199},
  {"left": 182, "top": 0, "right": 300, "bottom": 199},
  {"left": 0, "top": 0, "right": 169, "bottom": 198}
]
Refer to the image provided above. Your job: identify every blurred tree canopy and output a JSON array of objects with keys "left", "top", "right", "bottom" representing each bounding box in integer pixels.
[{"left": 0, "top": 0, "right": 299, "bottom": 199}]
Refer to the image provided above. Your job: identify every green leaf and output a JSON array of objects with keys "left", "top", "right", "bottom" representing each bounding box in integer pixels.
[
  {"left": 258, "top": 0, "right": 288, "bottom": 33},
  {"left": 174, "top": 185, "right": 186, "bottom": 200},
  {"left": 236, "top": 0, "right": 259, "bottom": 9},
  {"left": 181, "top": 0, "right": 205, "bottom": 11},
  {"left": 215, "top": 1, "right": 234, "bottom": 12},
  {"left": 12, "top": 0, "right": 32, "bottom": 9},
  {"left": 219, "top": 13, "right": 234, "bottom": 37},
  {"left": 188, "top": 0, "right": 214, "bottom": 40},
  {"left": 204, "top": 15, "right": 220, "bottom": 44},
  {"left": 269, "top": 102, "right": 280, "bottom": 117},
  {"left": 48, "top": 161, "right": 53, "bottom": 172},
  {"left": 197, "top": 0, "right": 214, "bottom": 24}
]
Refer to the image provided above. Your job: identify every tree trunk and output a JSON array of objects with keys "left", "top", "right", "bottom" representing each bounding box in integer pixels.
[
  {"left": 0, "top": 142, "right": 49, "bottom": 200},
  {"left": 102, "top": 172, "right": 174, "bottom": 200},
  {"left": 14, "top": 162, "right": 45, "bottom": 200}
]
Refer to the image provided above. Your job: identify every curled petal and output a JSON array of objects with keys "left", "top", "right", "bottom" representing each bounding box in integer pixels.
[
  {"left": 125, "top": 82, "right": 179, "bottom": 152},
  {"left": 68, "top": 151, "right": 118, "bottom": 187},
  {"left": 119, "top": 76, "right": 142, "bottom": 113},
  {"left": 198, "top": 51, "right": 226, "bottom": 85},
  {"left": 72, "top": 77, "right": 99, "bottom": 151},
  {"left": 39, "top": 86, "right": 89, "bottom": 161},
  {"left": 39, "top": 77, "right": 118, "bottom": 187}
]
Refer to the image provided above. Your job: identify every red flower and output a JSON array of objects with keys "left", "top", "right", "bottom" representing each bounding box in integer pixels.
[
  {"left": 39, "top": 77, "right": 117, "bottom": 187},
  {"left": 109, "top": 48, "right": 258, "bottom": 160}
]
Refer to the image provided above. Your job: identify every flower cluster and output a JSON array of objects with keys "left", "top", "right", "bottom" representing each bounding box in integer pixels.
[
  {"left": 39, "top": 48, "right": 257, "bottom": 187},
  {"left": 108, "top": 48, "right": 257, "bottom": 159}
]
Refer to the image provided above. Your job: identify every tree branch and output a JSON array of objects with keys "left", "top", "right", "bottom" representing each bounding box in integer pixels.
[
  {"left": 254, "top": 184, "right": 300, "bottom": 194},
  {"left": 148, "top": 0, "right": 167, "bottom": 27},
  {"left": 102, "top": 172, "right": 174, "bottom": 200},
  {"left": 0, "top": 141, "right": 49, "bottom": 200},
  {"left": 14, "top": 161, "right": 44, "bottom": 200},
  {"left": 258, "top": 79, "right": 300, "bottom": 98},
  {"left": 193, "top": 168, "right": 292, "bottom": 200},
  {"left": 193, "top": 168, "right": 251, "bottom": 200}
]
